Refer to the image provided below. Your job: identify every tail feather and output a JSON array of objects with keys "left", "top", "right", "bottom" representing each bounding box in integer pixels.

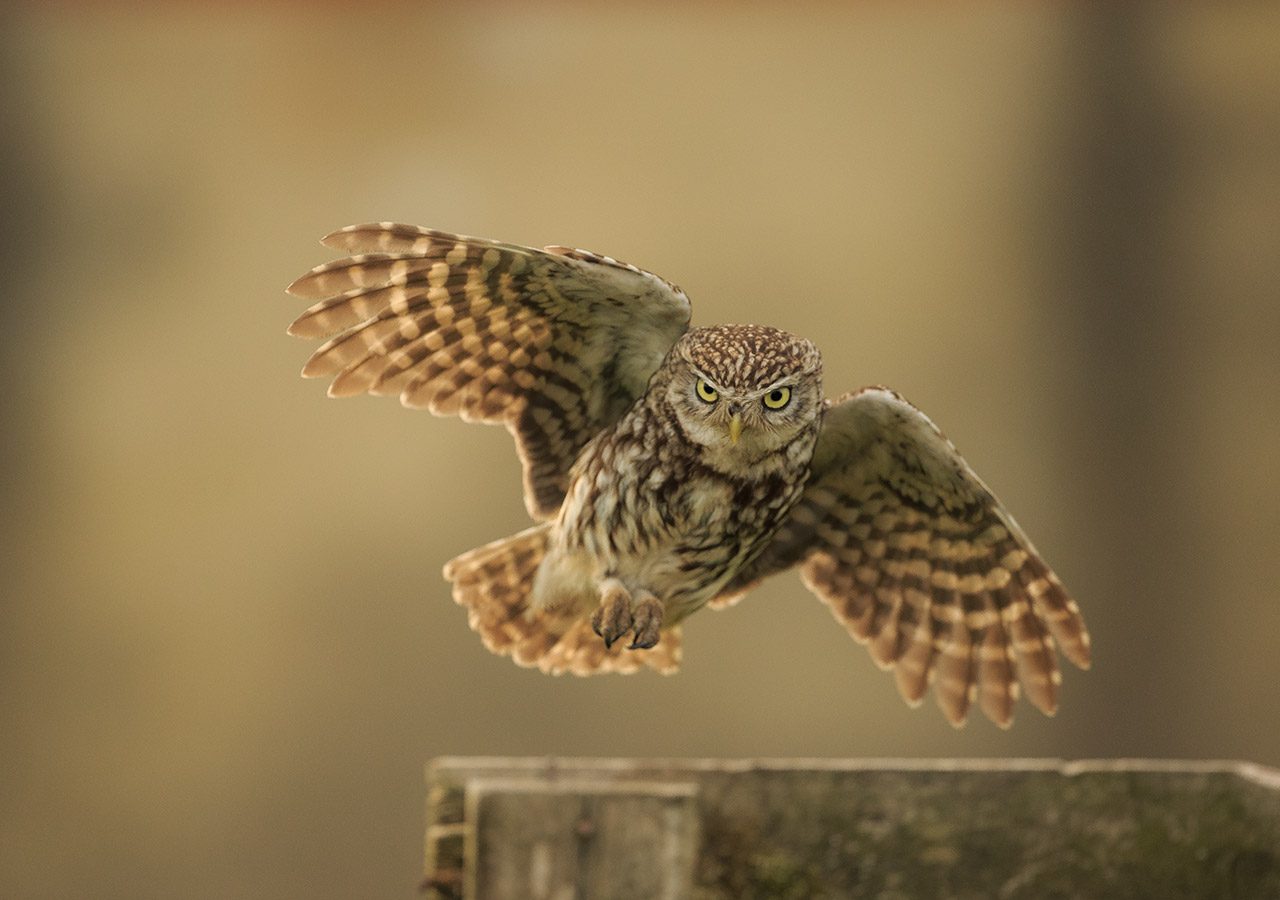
[{"left": 443, "top": 526, "right": 681, "bottom": 676}]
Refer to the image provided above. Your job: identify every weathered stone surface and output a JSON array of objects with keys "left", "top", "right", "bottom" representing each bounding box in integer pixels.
[{"left": 425, "top": 759, "right": 1280, "bottom": 899}]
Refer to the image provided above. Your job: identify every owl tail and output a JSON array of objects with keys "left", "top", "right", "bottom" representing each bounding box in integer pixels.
[{"left": 443, "top": 525, "right": 682, "bottom": 676}]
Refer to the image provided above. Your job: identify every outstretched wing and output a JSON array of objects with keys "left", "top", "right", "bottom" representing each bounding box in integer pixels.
[
  {"left": 720, "top": 387, "right": 1090, "bottom": 728},
  {"left": 287, "top": 223, "right": 691, "bottom": 519}
]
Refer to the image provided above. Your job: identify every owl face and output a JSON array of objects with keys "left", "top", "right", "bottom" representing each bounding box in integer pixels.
[{"left": 666, "top": 325, "right": 823, "bottom": 464}]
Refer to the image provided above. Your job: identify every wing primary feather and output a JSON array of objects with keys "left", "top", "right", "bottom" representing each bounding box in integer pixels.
[
  {"left": 974, "top": 590, "right": 1017, "bottom": 728},
  {"left": 997, "top": 584, "right": 1060, "bottom": 716},
  {"left": 932, "top": 596, "right": 975, "bottom": 727},
  {"left": 321, "top": 222, "right": 440, "bottom": 253},
  {"left": 892, "top": 586, "right": 934, "bottom": 706},
  {"left": 865, "top": 581, "right": 905, "bottom": 669},
  {"left": 286, "top": 252, "right": 443, "bottom": 300},
  {"left": 1020, "top": 557, "right": 1092, "bottom": 670}
]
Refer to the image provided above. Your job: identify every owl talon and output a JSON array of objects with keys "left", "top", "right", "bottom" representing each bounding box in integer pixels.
[
  {"left": 591, "top": 580, "right": 634, "bottom": 649},
  {"left": 628, "top": 593, "right": 664, "bottom": 649}
]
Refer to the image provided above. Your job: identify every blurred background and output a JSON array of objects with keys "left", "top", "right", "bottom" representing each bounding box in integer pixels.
[{"left": 2, "top": 4, "right": 1278, "bottom": 898}]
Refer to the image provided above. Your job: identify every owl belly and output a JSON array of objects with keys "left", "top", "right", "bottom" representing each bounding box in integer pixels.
[
  {"left": 548, "top": 455, "right": 803, "bottom": 622},
  {"left": 616, "top": 480, "right": 742, "bottom": 619}
]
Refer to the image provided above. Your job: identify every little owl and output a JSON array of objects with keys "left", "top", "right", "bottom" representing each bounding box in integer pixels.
[{"left": 287, "top": 223, "right": 1091, "bottom": 727}]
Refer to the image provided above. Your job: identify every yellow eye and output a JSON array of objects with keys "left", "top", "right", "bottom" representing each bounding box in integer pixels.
[
  {"left": 695, "top": 379, "right": 718, "bottom": 403},
  {"left": 763, "top": 386, "right": 791, "bottom": 410}
]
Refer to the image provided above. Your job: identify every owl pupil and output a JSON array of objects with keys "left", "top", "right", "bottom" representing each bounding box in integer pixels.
[{"left": 771, "top": 390, "right": 782, "bottom": 401}]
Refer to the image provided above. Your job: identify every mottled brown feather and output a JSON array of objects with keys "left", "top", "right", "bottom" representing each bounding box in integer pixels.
[
  {"left": 720, "top": 387, "right": 1091, "bottom": 727},
  {"left": 287, "top": 223, "right": 691, "bottom": 519}
]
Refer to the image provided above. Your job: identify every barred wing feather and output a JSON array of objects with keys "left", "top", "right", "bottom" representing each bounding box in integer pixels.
[
  {"left": 721, "top": 387, "right": 1091, "bottom": 728},
  {"left": 287, "top": 223, "right": 691, "bottom": 519}
]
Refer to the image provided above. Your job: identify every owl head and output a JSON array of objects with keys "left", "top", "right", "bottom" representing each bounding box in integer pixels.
[{"left": 666, "top": 324, "right": 823, "bottom": 467}]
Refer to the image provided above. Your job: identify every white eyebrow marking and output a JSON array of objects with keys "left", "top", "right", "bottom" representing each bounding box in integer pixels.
[
  {"left": 755, "top": 376, "right": 794, "bottom": 395},
  {"left": 689, "top": 367, "right": 724, "bottom": 393}
]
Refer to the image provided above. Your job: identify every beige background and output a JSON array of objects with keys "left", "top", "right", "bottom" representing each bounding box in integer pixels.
[{"left": 3, "top": 5, "right": 1278, "bottom": 898}]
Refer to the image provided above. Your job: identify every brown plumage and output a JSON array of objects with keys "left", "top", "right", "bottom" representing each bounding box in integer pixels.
[{"left": 287, "top": 222, "right": 1091, "bottom": 727}]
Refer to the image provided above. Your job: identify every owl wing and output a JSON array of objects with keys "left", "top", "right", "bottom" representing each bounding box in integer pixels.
[
  {"left": 287, "top": 223, "right": 691, "bottom": 520},
  {"left": 718, "top": 387, "right": 1091, "bottom": 728}
]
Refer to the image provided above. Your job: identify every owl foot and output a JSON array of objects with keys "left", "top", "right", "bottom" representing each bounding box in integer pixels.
[
  {"left": 590, "top": 581, "right": 665, "bottom": 650},
  {"left": 591, "top": 579, "right": 633, "bottom": 649},
  {"left": 628, "top": 592, "right": 663, "bottom": 650}
]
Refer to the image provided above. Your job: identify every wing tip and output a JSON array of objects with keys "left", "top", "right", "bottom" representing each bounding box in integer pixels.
[
  {"left": 299, "top": 356, "right": 330, "bottom": 379},
  {"left": 326, "top": 379, "right": 363, "bottom": 399},
  {"left": 320, "top": 222, "right": 434, "bottom": 251},
  {"left": 1067, "top": 631, "right": 1093, "bottom": 670},
  {"left": 1028, "top": 690, "right": 1059, "bottom": 718},
  {"left": 284, "top": 273, "right": 315, "bottom": 297},
  {"left": 903, "top": 694, "right": 926, "bottom": 709},
  {"left": 319, "top": 224, "right": 363, "bottom": 249},
  {"left": 286, "top": 315, "right": 317, "bottom": 338}
]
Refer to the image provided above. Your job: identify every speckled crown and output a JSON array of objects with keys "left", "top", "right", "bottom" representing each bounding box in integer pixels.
[{"left": 677, "top": 324, "right": 821, "bottom": 389}]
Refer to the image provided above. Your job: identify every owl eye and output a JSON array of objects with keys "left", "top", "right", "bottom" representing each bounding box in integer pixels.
[
  {"left": 762, "top": 386, "right": 792, "bottom": 410},
  {"left": 695, "top": 379, "right": 719, "bottom": 403}
]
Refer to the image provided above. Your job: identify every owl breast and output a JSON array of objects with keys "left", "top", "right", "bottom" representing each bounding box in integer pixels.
[{"left": 544, "top": 395, "right": 818, "bottom": 622}]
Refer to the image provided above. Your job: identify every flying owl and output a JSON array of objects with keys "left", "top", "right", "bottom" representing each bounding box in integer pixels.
[{"left": 286, "top": 222, "right": 1091, "bottom": 727}]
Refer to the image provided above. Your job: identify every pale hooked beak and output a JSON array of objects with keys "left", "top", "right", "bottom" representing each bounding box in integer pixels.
[{"left": 728, "top": 413, "right": 743, "bottom": 446}]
